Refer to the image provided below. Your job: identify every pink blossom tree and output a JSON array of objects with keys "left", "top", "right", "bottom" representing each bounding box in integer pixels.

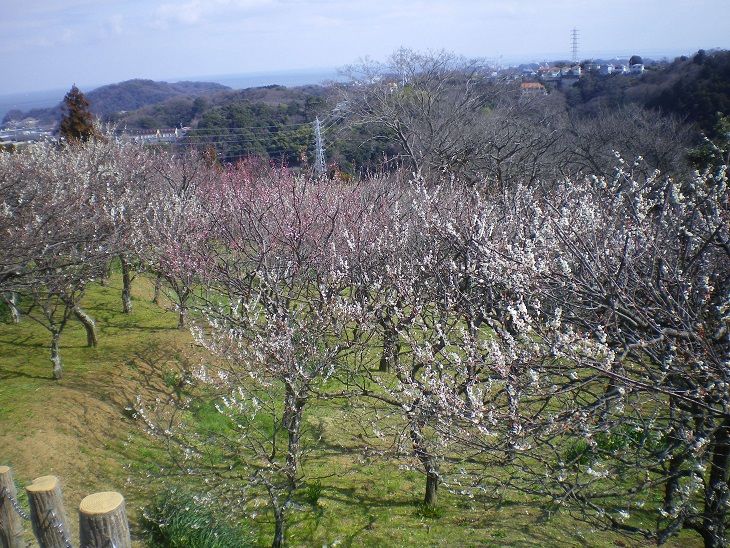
[
  {"left": 140, "top": 161, "right": 379, "bottom": 547},
  {"left": 135, "top": 151, "right": 216, "bottom": 329}
]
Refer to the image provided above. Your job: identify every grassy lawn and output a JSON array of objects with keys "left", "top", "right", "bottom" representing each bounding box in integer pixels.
[{"left": 0, "top": 274, "right": 703, "bottom": 547}]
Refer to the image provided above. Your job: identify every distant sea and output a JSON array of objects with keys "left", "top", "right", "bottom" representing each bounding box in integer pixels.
[
  {"left": 0, "top": 88, "right": 67, "bottom": 120},
  {"left": 0, "top": 68, "right": 341, "bottom": 120},
  {"left": 194, "top": 68, "right": 341, "bottom": 90}
]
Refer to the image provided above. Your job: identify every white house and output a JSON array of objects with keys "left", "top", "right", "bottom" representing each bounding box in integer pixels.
[{"left": 630, "top": 63, "right": 645, "bottom": 75}]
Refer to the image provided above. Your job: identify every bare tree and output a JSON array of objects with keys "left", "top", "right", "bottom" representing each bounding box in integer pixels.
[
  {"left": 337, "top": 48, "right": 498, "bottom": 181},
  {"left": 564, "top": 104, "right": 693, "bottom": 179}
]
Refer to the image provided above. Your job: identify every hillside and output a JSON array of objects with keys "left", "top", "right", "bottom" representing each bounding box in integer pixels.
[
  {"left": 111, "top": 49, "right": 730, "bottom": 173},
  {"left": 110, "top": 83, "right": 329, "bottom": 131},
  {"left": 1, "top": 79, "right": 230, "bottom": 127},
  {"left": 564, "top": 49, "right": 730, "bottom": 136},
  {"left": 0, "top": 273, "right": 702, "bottom": 547}
]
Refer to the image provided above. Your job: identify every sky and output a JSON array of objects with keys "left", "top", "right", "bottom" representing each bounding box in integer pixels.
[{"left": 2, "top": 0, "right": 729, "bottom": 95}]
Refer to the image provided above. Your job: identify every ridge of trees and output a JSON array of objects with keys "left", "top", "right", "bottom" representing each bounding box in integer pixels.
[
  {"left": 566, "top": 49, "right": 730, "bottom": 137},
  {"left": 107, "top": 84, "right": 328, "bottom": 129},
  {"left": 1, "top": 79, "right": 230, "bottom": 126}
]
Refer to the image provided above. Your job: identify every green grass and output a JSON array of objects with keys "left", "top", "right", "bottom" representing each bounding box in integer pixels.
[
  {"left": 0, "top": 273, "right": 704, "bottom": 547},
  {"left": 141, "top": 488, "right": 255, "bottom": 547}
]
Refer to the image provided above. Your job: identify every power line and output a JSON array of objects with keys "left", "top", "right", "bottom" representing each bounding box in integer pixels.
[
  {"left": 179, "top": 122, "right": 313, "bottom": 132},
  {"left": 117, "top": 116, "right": 389, "bottom": 166}
]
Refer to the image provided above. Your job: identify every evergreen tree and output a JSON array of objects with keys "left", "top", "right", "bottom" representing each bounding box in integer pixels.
[{"left": 59, "top": 85, "right": 96, "bottom": 142}]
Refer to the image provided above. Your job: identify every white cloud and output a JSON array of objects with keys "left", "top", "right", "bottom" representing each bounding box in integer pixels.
[
  {"left": 151, "top": 0, "right": 274, "bottom": 29},
  {"left": 104, "top": 14, "right": 124, "bottom": 36}
]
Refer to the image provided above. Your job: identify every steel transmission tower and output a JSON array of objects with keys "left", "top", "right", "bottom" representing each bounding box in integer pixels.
[
  {"left": 313, "top": 116, "right": 326, "bottom": 176},
  {"left": 571, "top": 28, "right": 579, "bottom": 63}
]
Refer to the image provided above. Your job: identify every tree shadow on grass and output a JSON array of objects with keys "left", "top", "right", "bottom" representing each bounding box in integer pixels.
[
  {"left": 286, "top": 501, "right": 378, "bottom": 547},
  {"left": 63, "top": 342, "right": 174, "bottom": 405},
  {"left": 89, "top": 306, "right": 177, "bottom": 331},
  {"left": 0, "top": 334, "right": 46, "bottom": 348},
  {"left": 321, "top": 484, "right": 418, "bottom": 510},
  {"left": 0, "top": 364, "right": 51, "bottom": 381}
]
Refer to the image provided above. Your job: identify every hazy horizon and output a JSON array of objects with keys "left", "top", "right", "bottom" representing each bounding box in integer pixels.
[
  {"left": 0, "top": 44, "right": 712, "bottom": 120},
  {"left": 0, "top": 67, "right": 342, "bottom": 120},
  {"left": 0, "top": 45, "right": 708, "bottom": 100},
  {"left": 3, "top": 0, "right": 729, "bottom": 96}
]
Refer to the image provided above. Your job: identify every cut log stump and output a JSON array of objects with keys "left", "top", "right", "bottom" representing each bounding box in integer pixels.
[
  {"left": 26, "top": 475, "right": 71, "bottom": 548},
  {"left": 79, "top": 491, "right": 131, "bottom": 548},
  {"left": 0, "top": 465, "right": 25, "bottom": 548}
]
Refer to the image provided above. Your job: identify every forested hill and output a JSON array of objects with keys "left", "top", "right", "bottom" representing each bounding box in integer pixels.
[
  {"left": 1, "top": 79, "right": 230, "bottom": 126},
  {"left": 565, "top": 49, "right": 730, "bottom": 137},
  {"left": 84, "top": 79, "right": 230, "bottom": 116},
  {"left": 109, "top": 84, "right": 329, "bottom": 130}
]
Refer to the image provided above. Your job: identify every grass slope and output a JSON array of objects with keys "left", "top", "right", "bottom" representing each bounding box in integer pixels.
[{"left": 0, "top": 275, "right": 702, "bottom": 547}]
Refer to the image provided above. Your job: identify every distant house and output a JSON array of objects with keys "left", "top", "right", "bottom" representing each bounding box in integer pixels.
[
  {"left": 630, "top": 63, "right": 645, "bottom": 75},
  {"left": 130, "top": 127, "right": 187, "bottom": 144},
  {"left": 538, "top": 67, "right": 561, "bottom": 81},
  {"left": 520, "top": 82, "right": 547, "bottom": 96},
  {"left": 629, "top": 54, "right": 645, "bottom": 75},
  {"left": 558, "top": 65, "right": 582, "bottom": 77},
  {"left": 599, "top": 64, "right": 614, "bottom": 75}
]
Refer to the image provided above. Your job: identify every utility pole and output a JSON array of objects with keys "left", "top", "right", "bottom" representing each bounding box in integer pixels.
[
  {"left": 571, "top": 28, "right": 579, "bottom": 63},
  {"left": 313, "top": 116, "right": 326, "bottom": 177}
]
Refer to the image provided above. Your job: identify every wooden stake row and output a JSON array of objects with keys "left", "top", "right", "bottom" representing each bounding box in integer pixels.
[{"left": 0, "top": 466, "right": 131, "bottom": 548}]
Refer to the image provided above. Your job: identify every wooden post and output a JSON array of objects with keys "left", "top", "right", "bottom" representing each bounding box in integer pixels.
[
  {"left": 79, "top": 492, "right": 131, "bottom": 548},
  {"left": 0, "top": 466, "right": 25, "bottom": 548},
  {"left": 26, "top": 475, "right": 71, "bottom": 548}
]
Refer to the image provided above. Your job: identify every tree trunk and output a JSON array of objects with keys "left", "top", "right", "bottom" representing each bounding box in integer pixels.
[
  {"left": 424, "top": 470, "right": 438, "bottom": 507},
  {"left": 410, "top": 421, "right": 439, "bottom": 507},
  {"left": 698, "top": 419, "right": 730, "bottom": 548},
  {"left": 272, "top": 507, "right": 285, "bottom": 548},
  {"left": 664, "top": 451, "right": 684, "bottom": 513},
  {"left": 50, "top": 330, "right": 62, "bottom": 380},
  {"left": 177, "top": 306, "right": 187, "bottom": 329},
  {"left": 379, "top": 322, "right": 399, "bottom": 372},
  {"left": 120, "top": 255, "right": 133, "bottom": 314},
  {"left": 73, "top": 305, "right": 97, "bottom": 347},
  {"left": 282, "top": 386, "right": 305, "bottom": 493},
  {"left": 100, "top": 260, "right": 111, "bottom": 286},
  {"left": 1, "top": 293, "right": 20, "bottom": 324},
  {"left": 506, "top": 384, "right": 521, "bottom": 462},
  {"left": 152, "top": 273, "right": 162, "bottom": 304}
]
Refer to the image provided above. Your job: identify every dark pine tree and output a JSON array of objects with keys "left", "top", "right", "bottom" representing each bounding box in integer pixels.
[{"left": 59, "top": 85, "right": 96, "bottom": 142}]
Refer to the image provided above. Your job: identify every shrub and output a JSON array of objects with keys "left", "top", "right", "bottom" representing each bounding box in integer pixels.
[
  {"left": 141, "top": 489, "right": 253, "bottom": 548},
  {"left": 303, "top": 480, "right": 323, "bottom": 506}
]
